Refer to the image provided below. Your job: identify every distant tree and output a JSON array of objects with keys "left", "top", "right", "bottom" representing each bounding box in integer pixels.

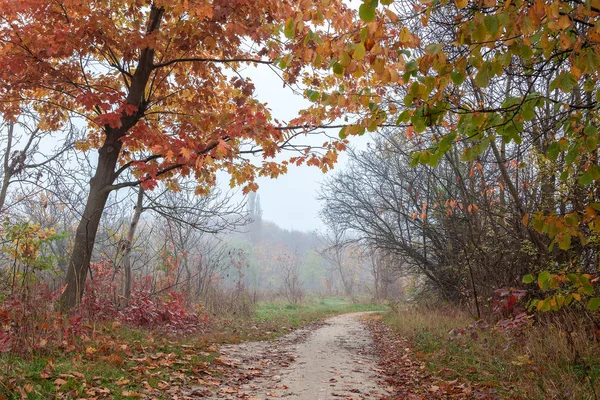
[
  {"left": 247, "top": 192, "right": 263, "bottom": 242},
  {"left": 318, "top": 226, "right": 360, "bottom": 299},
  {"left": 278, "top": 251, "right": 304, "bottom": 305},
  {"left": 115, "top": 181, "right": 246, "bottom": 305}
]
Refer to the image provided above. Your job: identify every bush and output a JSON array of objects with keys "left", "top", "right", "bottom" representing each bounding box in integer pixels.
[{"left": 0, "top": 262, "right": 209, "bottom": 355}]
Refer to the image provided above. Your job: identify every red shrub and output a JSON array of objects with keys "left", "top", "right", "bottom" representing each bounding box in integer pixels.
[{"left": 0, "top": 261, "right": 209, "bottom": 354}]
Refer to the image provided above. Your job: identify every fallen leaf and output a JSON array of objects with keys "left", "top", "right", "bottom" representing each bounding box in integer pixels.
[{"left": 115, "top": 378, "right": 131, "bottom": 386}]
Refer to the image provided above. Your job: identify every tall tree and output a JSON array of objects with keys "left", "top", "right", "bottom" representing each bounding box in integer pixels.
[{"left": 0, "top": 0, "right": 362, "bottom": 309}]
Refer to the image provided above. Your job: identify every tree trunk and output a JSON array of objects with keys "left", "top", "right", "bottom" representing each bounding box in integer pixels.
[
  {"left": 60, "top": 136, "right": 123, "bottom": 309},
  {"left": 0, "top": 168, "right": 11, "bottom": 213},
  {"left": 60, "top": 5, "right": 165, "bottom": 310},
  {"left": 121, "top": 186, "right": 144, "bottom": 307},
  {"left": 0, "top": 121, "right": 15, "bottom": 212}
]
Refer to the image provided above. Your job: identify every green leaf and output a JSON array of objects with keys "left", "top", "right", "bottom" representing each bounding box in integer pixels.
[
  {"left": 413, "top": 115, "right": 427, "bottom": 133},
  {"left": 339, "top": 126, "right": 347, "bottom": 139},
  {"left": 332, "top": 62, "right": 344, "bottom": 75},
  {"left": 306, "top": 89, "right": 320, "bottom": 102},
  {"left": 583, "top": 283, "right": 594, "bottom": 296},
  {"left": 522, "top": 274, "right": 535, "bottom": 284},
  {"left": 539, "top": 298, "right": 551, "bottom": 312},
  {"left": 405, "top": 60, "right": 418, "bottom": 72},
  {"left": 547, "top": 142, "right": 560, "bottom": 161},
  {"left": 397, "top": 110, "right": 411, "bottom": 124},
  {"left": 586, "top": 136, "right": 598, "bottom": 151},
  {"left": 426, "top": 153, "right": 441, "bottom": 167},
  {"left": 474, "top": 68, "right": 490, "bottom": 88},
  {"left": 584, "top": 125, "right": 598, "bottom": 136},
  {"left": 565, "top": 294, "right": 574, "bottom": 306},
  {"left": 538, "top": 271, "right": 551, "bottom": 290},
  {"left": 381, "top": 0, "right": 393, "bottom": 4},
  {"left": 410, "top": 152, "right": 421, "bottom": 168},
  {"left": 360, "top": 27, "right": 368, "bottom": 42},
  {"left": 359, "top": 4, "right": 376, "bottom": 22},
  {"left": 484, "top": 15, "right": 499, "bottom": 35},
  {"left": 565, "top": 148, "right": 579, "bottom": 164},
  {"left": 451, "top": 71, "right": 465, "bottom": 85},
  {"left": 567, "top": 273, "right": 579, "bottom": 284},
  {"left": 587, "top": 297, "right": 600, "bottom": 311},
  {"left": 339, "top": 52, "right": 351, "bottom": 67},
  {"left": 579, "top": 171, "right": 593, "bottom": 185},
  {"left": 558, "top": 72, "right": 577, "bottom": 93},
  {"left": 521, "top": 102, "right": 535, "bottom": 121},
  {"left": 425, "top": 43, "right": 443, "bottom": 55},
  {"left": 558, "top": 234, "right": 571, "bottom": 250},
  {"left": 284, "top": 17, "right": 295, "bottom": 39}
]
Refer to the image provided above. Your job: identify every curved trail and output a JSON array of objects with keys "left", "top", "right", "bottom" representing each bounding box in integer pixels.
[{"left": 209, "top": 312, "right": 391, "bottom": 399}]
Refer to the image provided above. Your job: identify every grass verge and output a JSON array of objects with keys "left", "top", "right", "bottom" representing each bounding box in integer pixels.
[{"left": 382, "top": 307, "right": 600, "bottom": 399}]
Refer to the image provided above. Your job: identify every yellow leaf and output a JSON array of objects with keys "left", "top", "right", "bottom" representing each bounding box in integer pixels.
[
  {"left": 570, "top": 65, "right": 582, "bottom": 80},
  {"left": 353, "top": 43, "right": 366, "bottom": 61},
  {"left": 400, "top": 27, "right": 412, "bottom": 44},
  {"left": 385, "top": 9, "right": 398, "bottom": 22},
  {"left": 340, "top": 52, "right": 351, "bottom": 67},
  {"left": 122, "top": 391, "right": 142, "bottom": 397},
  {"left": 456, "top": 0, "right": 468, "bottom": 8}
]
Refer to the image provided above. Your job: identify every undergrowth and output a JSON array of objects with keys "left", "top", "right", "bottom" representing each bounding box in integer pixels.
[{"left": 384, "top": 306, "right": 600, "bottom": 399}]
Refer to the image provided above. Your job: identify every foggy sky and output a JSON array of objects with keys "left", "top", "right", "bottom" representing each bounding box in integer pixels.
[{"left": 228, "top": 65, "right": 370, "bottom": 233}]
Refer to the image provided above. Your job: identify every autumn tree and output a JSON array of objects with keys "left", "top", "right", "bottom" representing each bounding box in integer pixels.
[
  {"left": 312, "top": 0, "right": 600, "bottom": 310},
  {"left": 0, "top": 0, "right": 367, "bottom": 309}
]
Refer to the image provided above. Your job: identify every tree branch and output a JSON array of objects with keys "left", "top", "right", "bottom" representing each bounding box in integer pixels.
[{"left": 153, "top": 57, "right": 272, "bottom": 69}]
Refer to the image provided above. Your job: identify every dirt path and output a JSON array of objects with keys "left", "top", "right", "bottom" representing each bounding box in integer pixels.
[{"left": 203, "top": 312, "right": 391, "bottom": 399}]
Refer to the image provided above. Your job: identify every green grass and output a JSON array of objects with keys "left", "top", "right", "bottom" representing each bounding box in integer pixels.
[
  {"left": 255, "top": 297, "right": 386, "bottom": 326},
  {"left": 205, "top": 296, "right": 387, "bottom": 343}
]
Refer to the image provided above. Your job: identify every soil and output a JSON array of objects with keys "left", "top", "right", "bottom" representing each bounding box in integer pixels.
[{"left": 202, "top": 312, "right": 392, "bottom": 399}]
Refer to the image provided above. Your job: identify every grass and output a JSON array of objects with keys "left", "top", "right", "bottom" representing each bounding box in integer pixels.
[
  {"left": 383, "top": 306, "right": 600, "bottom": 400},
  {"left": 255, "top": 297, "right": 386, "bottom": 329},
  {"left": 204, "top": 296, "right": 386, "bottom": 343},
  {"left": 0, "top": 296, "right": 385, "bottom": 399},
  {"left": 0, "top": 323, "right": 217, "bottom": 399}
]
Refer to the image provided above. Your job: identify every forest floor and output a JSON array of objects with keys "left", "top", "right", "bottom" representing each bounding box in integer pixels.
[{"left": 3, "top": 300, "right": 598, "bottom": 399}]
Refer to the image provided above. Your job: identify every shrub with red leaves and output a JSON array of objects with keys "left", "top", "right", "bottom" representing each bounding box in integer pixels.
[
  {"left": 0, "top": 284, "right": 91, "bottom": 355},
  {"left": 0, "top": 261, "right": 209, "bottom": 354},
  {"left": 491, "top": 288, "right": 531, "bottom": 335},
  {"left": 120, "top": 289, "right": 207, "bottom": 333}
]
